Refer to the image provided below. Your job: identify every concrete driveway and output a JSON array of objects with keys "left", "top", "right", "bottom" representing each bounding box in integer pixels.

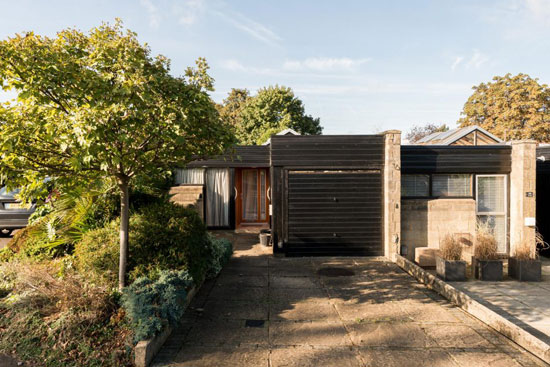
[{"left": 153, "top": 232, "right": 547, "bottom": 367}]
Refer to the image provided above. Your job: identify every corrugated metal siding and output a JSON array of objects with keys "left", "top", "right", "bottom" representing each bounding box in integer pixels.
[
  {"left": 401, "top": 145, "right": 511, "bottom": 173},
  {"left": 285, "top": 170, "right": 382, "bottom": 256},
  {"left": 186, "top": 146, "right": 269, "bottom": 168},
  {"left": 271, "top": 135, "right": 384, "bottom": 168}
]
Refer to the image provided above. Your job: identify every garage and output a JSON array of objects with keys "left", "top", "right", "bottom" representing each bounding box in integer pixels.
[
  {"left": 286, "top": 170, "right": 382, "bottom": 256},
  {"left": 269, "top": 134, "right": 387, "bottom": 256}
]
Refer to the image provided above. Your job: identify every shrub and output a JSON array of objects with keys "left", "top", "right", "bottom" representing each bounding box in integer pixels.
[
  {"left": 73, "top": 221, "right": 120, "bottom": 286},
  {"left": 5, "top": 223, "right": 65, "bottom": 261},
  {"left": 205, "top": 235, "right": 233, "bottom": 279},
  {"left": 121, "top": 270, "right": 193, "bottom": 342},
  {"left": 474, "top": 222, "right": 499, "bottom": 260},
  {"left": 439, "top": 234, "right": 462, "bottom": 261},
  {"left": 128, "top": 201, "right": 210, "bottom": 283},
  {"left": 0, "top": 262, "right": 133, "bottom": 366}
]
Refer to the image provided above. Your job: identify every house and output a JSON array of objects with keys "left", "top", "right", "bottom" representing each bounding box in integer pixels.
[
  {"left": 173, "top": 130, "right": 537, "bottom": 261},
  {"left": 415, "top": 125, "right": 503, "bottom": 146}
]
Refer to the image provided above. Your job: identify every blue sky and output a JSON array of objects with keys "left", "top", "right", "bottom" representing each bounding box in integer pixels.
[{"left": 1, "top": 0, "right": 550, "bottom": 136}]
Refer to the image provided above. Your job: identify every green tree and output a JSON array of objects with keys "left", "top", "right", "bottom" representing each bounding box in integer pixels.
[
  {"left": 0, "top": 21, "right": 234, "bottom": 289},
  {"left": 221, "top": 85, "right": 322, "bottom": 145},
  {"left": 459, "top": 73, "right": 550, "bottom": 142},
  {"left": 405, "top": 123, "right": 449, "bottom": 143},
  {"left": 216, "top": 88, "right": 250, "bottom": 128}
]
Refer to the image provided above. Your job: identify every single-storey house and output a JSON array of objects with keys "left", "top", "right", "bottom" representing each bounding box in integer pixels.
[{"left": 172, "top": 127, "right": 537, "bottom": 261}]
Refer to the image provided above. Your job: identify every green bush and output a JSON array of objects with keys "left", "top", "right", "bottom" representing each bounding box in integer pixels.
[
  {"left": 205, "top": 235, "right": 233, "bottom": 279},
  {"left": 128, "top": 201, "right": 210, "bottom": 283},
  {"left": 73, "top": 221, "right": 120, "bottom": 286},
  {"left": 4, "top": 223, "right": 66, "bottom": 262},
  {"left": 121, "top": 270, "right": 193, "bottom": 342}
]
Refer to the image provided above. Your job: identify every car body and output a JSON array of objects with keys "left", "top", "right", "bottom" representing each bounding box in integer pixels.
[{"left": 0, "top": 187, "right": 35, "bottom": 236}]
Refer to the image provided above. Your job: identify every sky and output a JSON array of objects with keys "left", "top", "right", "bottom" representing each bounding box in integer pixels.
[{"left": 0, "top": 0, "right": 550, "bottom": 135}]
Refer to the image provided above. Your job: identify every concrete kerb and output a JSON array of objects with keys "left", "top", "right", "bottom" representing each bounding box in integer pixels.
[
  {"left": 134, "top": 282, "right": 201, "bottom": 367},
  {"left": 394, "top": 254, "right": 550, "bottom": 364}
]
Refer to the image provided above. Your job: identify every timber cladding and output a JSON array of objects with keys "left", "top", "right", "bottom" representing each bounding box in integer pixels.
[
  {"left": 401, "top": 145, "right": 512, "bottom": 174},
  {"left": 270, "top": 135, "right": 384, "bottom": 256},
  {"left": 270, "top": 135, "right": 384, "bottom": 168},
  {"left": 186, "top": 145, "right": 269, "bottom": 168}
]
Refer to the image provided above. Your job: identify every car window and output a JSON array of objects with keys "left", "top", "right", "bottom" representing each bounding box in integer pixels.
[{"left": 0, "top": 186, "right": 20, "bottom": 197}]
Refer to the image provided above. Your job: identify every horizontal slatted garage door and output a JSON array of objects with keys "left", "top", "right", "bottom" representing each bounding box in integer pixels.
[{"left": 286, "top": 170, "right": 382, "bottom": 256}]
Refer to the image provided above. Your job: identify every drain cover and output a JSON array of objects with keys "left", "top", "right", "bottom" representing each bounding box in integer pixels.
[
  {"left": 245, "top": 319, "right": 265, "bottom": 328},
  {"left": 317, "top": 267, "right": 355, "bottom": 277}
]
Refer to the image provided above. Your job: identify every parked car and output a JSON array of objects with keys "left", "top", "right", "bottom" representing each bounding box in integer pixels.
[{"left": 0, "top": 187, "right": 35, "bottom": 236}]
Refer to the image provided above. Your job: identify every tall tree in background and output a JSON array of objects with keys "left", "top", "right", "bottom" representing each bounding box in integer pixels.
[
  {"left": 219, "top": 85, "right": 322, "bottom": 145},
  {"left": 459, "top": 73, "right": 550, "bottom": 142},
  {"left": 405, "top": 123, "right": 449, "bottom": 143},
  {"left": 0, "top": 21, "right": 234, "bottom": 289},
  {"left": 217, "top": 88, "right": 250, "bottom": 128}
]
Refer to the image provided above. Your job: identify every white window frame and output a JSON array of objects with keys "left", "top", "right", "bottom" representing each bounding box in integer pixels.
[{"left": 475, "top": 174, "right": 508, "bottom": 254}]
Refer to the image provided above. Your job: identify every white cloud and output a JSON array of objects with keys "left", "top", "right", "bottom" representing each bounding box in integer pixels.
[
  {"left": 466, "top": 50, "right": 489, "bottom": 69},
  {"left": 173, "top": 0, "right": 205, "bottom": 26},
  {"left": 451, "top": 56, "right": 464, "bottom": 71},
  {"left": 214, "top": 10, "right": 282, "bottom": 46},
  {"left": 524, "top": 0, "right": 550, "bottom": 26},
  {"left": 140, "top": 0, "right": 161, "bottom": 29},
  {"left": 219, "top": 59, "right": 247, "bottom": 72},
  {"left": 283, "top": 57, "right": 371, "bottom": 72},
  {"left": 450, "top": 51, "right": 488, "bottom": 71}
]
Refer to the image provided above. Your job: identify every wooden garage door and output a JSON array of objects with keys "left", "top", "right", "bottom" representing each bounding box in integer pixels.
[{"left": 286, "top": 170, "right": 382, "bottom": 256}]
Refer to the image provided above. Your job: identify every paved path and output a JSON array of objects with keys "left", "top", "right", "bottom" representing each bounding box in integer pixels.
[
  {"left": 153, "top": 232, "right": 547, "bottom": 367},
  {"left": 451, "top": 258, "right": 550, "bottom": 345}
]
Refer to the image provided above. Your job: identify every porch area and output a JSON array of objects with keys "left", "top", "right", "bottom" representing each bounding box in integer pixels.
[{"left": 450, "top": 258, "right": 550, "bottom": 345}]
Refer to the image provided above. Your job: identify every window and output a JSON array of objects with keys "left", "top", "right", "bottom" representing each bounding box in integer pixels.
[
  {"left": 402, "top": 175, "right": 429, "bottom": 197},
  {"left": 432, "top": 174, "right": 472, "bottom": 197},
  {"left": 476, "top": 175, "right": 507, "bottom": 253}
]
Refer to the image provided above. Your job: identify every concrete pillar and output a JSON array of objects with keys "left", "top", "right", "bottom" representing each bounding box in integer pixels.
[
  {"left": 383, "top": 130, "right": 401, "bottom": 260},
  {"left": 509, "top": 141, "right": 537, "bottom": 257}
]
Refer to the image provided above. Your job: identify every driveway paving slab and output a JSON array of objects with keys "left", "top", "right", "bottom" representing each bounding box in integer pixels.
[{"left": 152, "top": 231, "right": 548, "bottom": 367}]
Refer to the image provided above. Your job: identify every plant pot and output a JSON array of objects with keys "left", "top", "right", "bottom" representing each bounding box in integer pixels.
[
  {"left": 436, "top": 256, "right": 467, "bottom": 281},
  {"left": 508, "top": 257, "right": 541, "bottom": 281},
  {"left": 473, "top": 258, "right": 503, "bottom": 281},
  {"left": 259, "top": 231, "right": 271, "bottom": 246}
]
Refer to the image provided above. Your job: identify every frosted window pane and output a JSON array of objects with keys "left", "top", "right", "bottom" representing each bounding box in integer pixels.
[
  {"left": 402, "top": 175, "right": 429, "bottom": 197},
  {"left": 432, "top": 174, "right": 471, "bottom": 197}
]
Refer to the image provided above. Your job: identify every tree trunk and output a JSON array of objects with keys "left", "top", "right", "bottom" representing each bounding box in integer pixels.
[{"left": 118, "top": 179, "right": 130, "bottom": 291}]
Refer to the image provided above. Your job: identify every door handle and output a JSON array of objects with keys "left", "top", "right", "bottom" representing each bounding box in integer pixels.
[
  {"left": 234, "top": 186, "right": 238, "bottom": 199},
  {"left": 267, "top": 187, "right": 271, "bottom": 201}
]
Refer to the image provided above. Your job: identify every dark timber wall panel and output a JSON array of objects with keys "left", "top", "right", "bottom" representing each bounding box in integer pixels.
[
  {"left": 536, "top": 147, "right": 550, "bottom": 255},
  {"left": 401, "top": 145, "right": 512, "bottom": 174},
  {"left": 285, "top": 170, "right": 382, "bottom": 256},
  {"left": 271, "top": 135, "right": 384, "bottom": 168},
  {"left": 537, "top": 147, "right": 550, "bottom": 174},
  {"left": 187, "top": 146, "right": 269, "bottom": 168}
]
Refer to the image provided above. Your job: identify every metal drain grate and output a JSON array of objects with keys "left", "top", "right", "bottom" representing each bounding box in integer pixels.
[
  {"left": 317, "top": 267, "right": 355, "bottom": 277},
  {"left": 245, "top": 319, "right": 265, "bottom": 328}
]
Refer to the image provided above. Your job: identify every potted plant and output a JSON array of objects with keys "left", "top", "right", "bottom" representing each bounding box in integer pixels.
[
  {"left": 473, "top": 224, "right": 503, "bottom": 281},
  {"left": 508, "top": 233, "right": 545, "bottom": 281},
  {"left": 436, "top": 234, "right": 466, "bottom": 281}
]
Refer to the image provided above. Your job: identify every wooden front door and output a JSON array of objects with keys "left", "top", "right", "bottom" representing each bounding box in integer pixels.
[{"left": 236, "top": 168, "right": 269, "bottom": 225}]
